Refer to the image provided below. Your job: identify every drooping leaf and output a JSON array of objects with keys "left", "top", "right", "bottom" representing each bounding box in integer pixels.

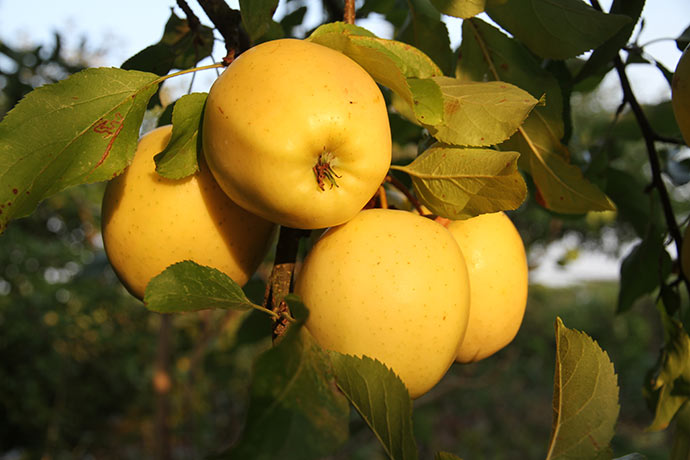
[
  {"left": 154, "top": 92, "right": 207, "bottom": 179},
  {"left": 485, "top": 0, "right": 631, "bottom": 59},
  {"left": 458, "top": 18, "right": 615, "bottom": 213},
  {"left": 617, "top": 229, "right": 672, "bottom": 313},
  {"left": 546, "top": 318, "right": 619, "bottom": 460},
  {"left": 121, "top": 10, "right": 214, "bottom": 75},
  {"left": 430, "top": 0, "right": 485, "bottom": 18},
  {"left": 575, "top": 0, "right": 645, "bottom": 83},
  {"left": 391, "top": 145, "right": 526, "bottom": 219},
  {"left": 0, "top": 67, "right": 158, "bottom": 233},
  {"left": 307, "top": 22, "right": 444, "bottom": 126},
  {"left": 239, "top": 0, "right": 280, "bottom": 42},
  {"left": 329, "top": 353, "right": 418, "bottom": 460},
  {"left": 504, "top": 115, "right": 616, "bottom": 213},
  {"left": 645, "top": 308, "right": 690, "bottom": 432},
  {"left": 425, "top": 77, "right": 538, "bottom": 146},
  {"left": 217, "top": 296, "right": 350, "bottom": 460},
  {"left": 144, "top": 260, "right": 269, "bottom": 315}
]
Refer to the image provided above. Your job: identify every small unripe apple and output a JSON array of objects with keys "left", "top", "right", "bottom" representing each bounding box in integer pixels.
[
  {"left": 202, "top": 38, "right": 392, "bottom": 230},
  {"left": 672, "top": 44, "right": 690, "bottom": 145},
  {"left": 295, "top": 209, "right": 470, "bottom": 399},
  {"left": 101, "top": 125, "right": 276, "bottom": 300},
  {"left": 444, "top": 212, "right": 528, "bottom": 363}
]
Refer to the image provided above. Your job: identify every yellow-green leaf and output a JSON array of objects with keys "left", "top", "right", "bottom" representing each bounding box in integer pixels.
[
  {"left": 547, "top": 318, "right": 620, "bottom": 460},
  {"left": 503, "top": 116, "right": 615, "bottom": 213},
  {"left": 425, "top": 77, "right": 538, "bottom": 147},
  {"left": 391, "top": 145, "right": 526, "bottom": 219},
  {"left": 431, "top": 0, "right": 485, "bottom": 18}
]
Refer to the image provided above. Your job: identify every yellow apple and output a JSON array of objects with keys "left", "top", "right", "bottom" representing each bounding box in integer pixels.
[
  {"left": 294, "top": 209, "right": 470, "bottom": 399},
  {"left": 202, "top": 38, "right": 392, "bottom": 230},
  {"left": 101, "top": 125, "right": 276, "bottom": 300},
  {"left": 444, "top": 212, "right": 528, "bottom": 363},
  {"left": 672, "top": 44, "right": 690, "bottom": 145}
]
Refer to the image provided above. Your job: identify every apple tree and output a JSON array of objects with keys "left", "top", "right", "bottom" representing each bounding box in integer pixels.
[{"left": 1, "top": 0, "right": 690, "bottom": 458}]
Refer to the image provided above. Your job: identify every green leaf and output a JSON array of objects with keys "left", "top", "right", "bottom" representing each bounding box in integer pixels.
[
  {"left": 143, "top": 260, "right": 269, "bottom": 315},
  {"left": 0, "top": 67, "right": 158, "bottom": 233},
  {"left": 307, "top": 22, "right": 444, "bottom": 125},
  {"left": 121, "top": 10, "right": 214, "bottom": 75},
  {"left": 329, "top": 353, "right": 418, "bottom": 460},
  {"left": 220, "top": 297, "right": 350, "bottom": 460},
  {"left": 617, "top": 229, "right": 672, "bottom": 313},
  {"left": 398, "top": 4, "right": 455, "bottom": 75},
  {"left": 153, "top": 92, "right": 207, "bottom": 179},
  {"left": 575, "top": 0, "right": 645, "bottom": 83},
  {"left": 485, "top": 0, "right": 631, "bottom": 59},
  {"left": 425, "top": 77, "right": 538, "bottom": 147},
  {"left": 645, "top": 309, "right": 690, "bottom": 432},
  {"left": 435, "top": 452, "right": 464, "bottom": 460},
  {"left": 546, "top": 318, "right": 620, "bottom": 460},
  {"left": 430, "top": 0, "right": 485, "bottom": 18},
  {"left": 240, "top": 0, "right": 280, "bottom": 42},
  {"left": 604, "top": 168, "right": 663, "bottom": 238},
  {"left": 391, "top": 145, "right": 526, "bottom": 219}
]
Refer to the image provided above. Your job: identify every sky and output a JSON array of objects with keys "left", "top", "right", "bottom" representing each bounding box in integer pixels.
[{"left": 1, "top": 0, "right": 689, "bottom": 286}]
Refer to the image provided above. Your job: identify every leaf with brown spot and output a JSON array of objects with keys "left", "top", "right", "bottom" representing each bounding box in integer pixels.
[{"left": 0, "top": 67, "right": 159, "bottom": 233}]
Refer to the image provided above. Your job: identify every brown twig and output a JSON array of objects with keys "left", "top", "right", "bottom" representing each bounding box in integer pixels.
[
  {"left": 177, "top": 0, "right": 201, "bottom": 30},
  {"left": 344, "top": 0, "right": 356, "bottom": 24},
  {"left": 263, "top": 226, "right": 309, "bottom": 340},
  {"left": 385, "top": 174, "right": 425, "bottom": 215}
]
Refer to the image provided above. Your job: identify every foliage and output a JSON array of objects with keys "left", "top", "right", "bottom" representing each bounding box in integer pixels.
[{"left": 2, "top": 0, "right": 690, "bottom": 459}]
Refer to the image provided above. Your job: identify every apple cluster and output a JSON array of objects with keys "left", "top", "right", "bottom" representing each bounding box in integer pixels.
[{"left": 101, "top": 38, "right": 528, "bottom": 399}]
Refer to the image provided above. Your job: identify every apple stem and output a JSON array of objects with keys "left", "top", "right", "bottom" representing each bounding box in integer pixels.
[
  {"left": 344, "top": 0, "right": 355, "bottom": 24},
  {"left": 313, "top": 151, "right": 342, "bottom": 191}
]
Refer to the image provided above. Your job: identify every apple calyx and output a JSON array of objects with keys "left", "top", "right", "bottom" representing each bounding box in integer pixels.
[{"left": 313, "top": 150, "right": 341, "bottom": 191}]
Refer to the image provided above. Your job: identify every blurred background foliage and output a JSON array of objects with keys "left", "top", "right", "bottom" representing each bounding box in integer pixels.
[{"left": 2, "top": 0, "right": 690, "bottom": 459}]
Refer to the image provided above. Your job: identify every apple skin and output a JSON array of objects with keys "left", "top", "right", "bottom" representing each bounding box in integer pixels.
[
  {"left": 101, "top": 125, "right": 277, "bottom": 300},
  {"left": 672, "top": 44, "right": 690, "bottom": 145},
  {"left": 444, "top": 212, "right": 528, "bottom": 363},
  {"left": 202, "top": 38, "right": 392, "bottom": 230},
  {"left": 294, "top": 209, "right": 470, "bottom": 399}
]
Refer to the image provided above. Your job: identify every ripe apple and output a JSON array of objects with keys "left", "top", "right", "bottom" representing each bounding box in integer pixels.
[
  {"left": 202, "top": 38, "right": 392, "bottom": 230},
  {"left": 101, "top": 125, "right": 276, "bottom": 300},
  {"left": 294, "top": 209, "right": 470, "bottom": 399},
  {"left": 672, "top": 44, "right": 690, "bottom": 145},
  {"left": 443, "top": 212, "right": 528, "bottom": 363}
]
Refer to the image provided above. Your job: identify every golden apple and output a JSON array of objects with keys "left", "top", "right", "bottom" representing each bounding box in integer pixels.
[
  {"left": 672, "top": 44, "right": 690, "bottom": 145},
  {"left": 445, "top": 212, "right": 528, "bottom": 363},
  {"left": 294, "top": 209, "right": 470, "bottom": 398},
  {"left": 202, "top": 38, "right": 392, "bottom": 229},
  {"left": 101, "top": 125, "right": 276, "bottom": 300}
]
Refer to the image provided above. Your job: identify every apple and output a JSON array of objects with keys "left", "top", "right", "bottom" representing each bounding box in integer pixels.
[
  {"left": 294, "top": 208, "right": 470, "bottom": 399},
  {"left": 672, "top": 44, "right": 690, "bottom": 145},
  {"left": 202, "top": 38, "right": 392, "bottom": 230},
  {"left": 443, "top": 212, "right": 528, "bottom": 363},
  {"left": 101, "top": 125, "right": 277, "bottom": 300}
]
